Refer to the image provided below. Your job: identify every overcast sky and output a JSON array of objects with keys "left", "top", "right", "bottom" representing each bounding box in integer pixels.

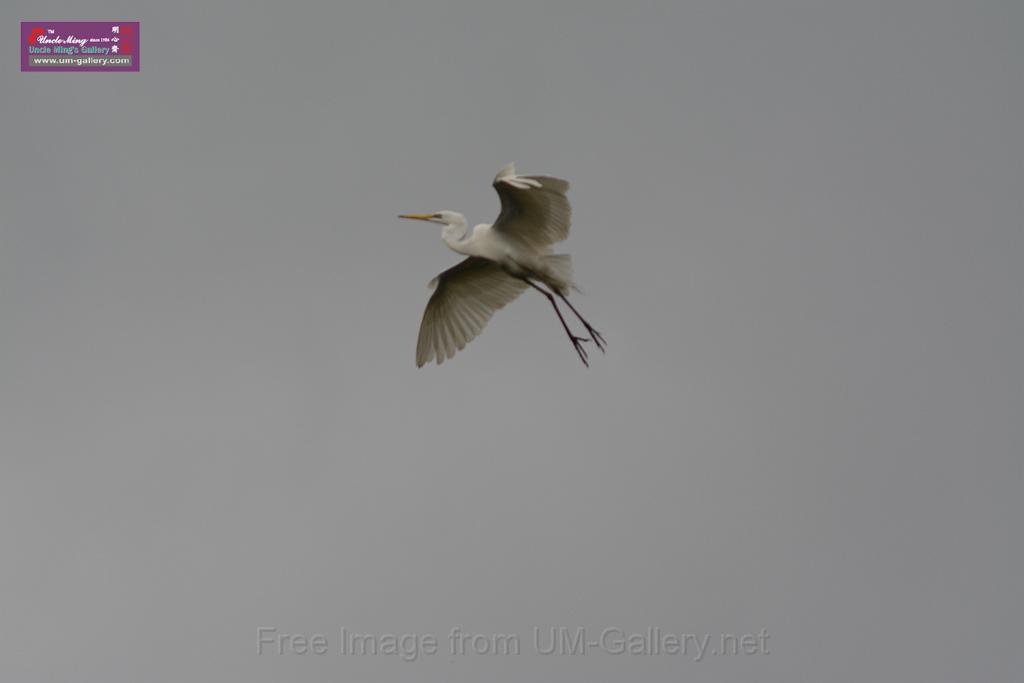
[{"left": 2, "top": 1, "right": 1021, "bottom": 682}]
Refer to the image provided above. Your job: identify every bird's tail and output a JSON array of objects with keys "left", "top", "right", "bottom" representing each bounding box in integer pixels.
[{"left": 543, "top": 254, "right": 580, "bottom": 295}]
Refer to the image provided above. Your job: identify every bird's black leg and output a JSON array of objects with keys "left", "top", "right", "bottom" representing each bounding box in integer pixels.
[
  {"left": 524, "top": 279, "right": 590, "bottom": 366},
  {"left": 554, "top": 292, "right": 606, "bottom": 353}
]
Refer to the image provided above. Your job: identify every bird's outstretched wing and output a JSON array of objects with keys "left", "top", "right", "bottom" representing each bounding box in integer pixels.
[
  {"left": 417, "top": 256, "right": 528, "bottom": 367},
  {"left": 491, "top": 162, "right": 571, "bottom": 252}
]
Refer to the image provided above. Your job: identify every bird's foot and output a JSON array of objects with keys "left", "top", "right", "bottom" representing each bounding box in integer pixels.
[
  {"left": 583, "top": 326, "right": 606, "bottom": 353},
  {"left": 570, "top": 335, "right": 590, "bottom": 367}
]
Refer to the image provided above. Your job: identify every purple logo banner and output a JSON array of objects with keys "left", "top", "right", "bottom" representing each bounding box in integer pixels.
[{"left": 22, "top": 21, "right": 139, "bottom": 72}]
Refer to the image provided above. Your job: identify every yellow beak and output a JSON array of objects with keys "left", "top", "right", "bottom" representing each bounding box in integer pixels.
[{"left": 398, "top": 213, "right": 434, "bottom": 221}]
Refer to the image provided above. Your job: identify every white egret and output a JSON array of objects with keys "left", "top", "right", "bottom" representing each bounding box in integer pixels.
[{"left": 400, "top": 162, "right": 606, "bottom": 367}]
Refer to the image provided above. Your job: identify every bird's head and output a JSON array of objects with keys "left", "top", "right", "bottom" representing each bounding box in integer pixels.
[{"left": 398, "top": 210, "right": 465, "bottom": 226}]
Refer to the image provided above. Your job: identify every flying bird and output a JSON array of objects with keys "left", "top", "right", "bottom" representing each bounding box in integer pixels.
[{"left": 400, "top": 163, "right": 606, "bottom": 367}]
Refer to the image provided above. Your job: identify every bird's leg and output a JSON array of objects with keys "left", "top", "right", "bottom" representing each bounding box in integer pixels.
[
  {"left": 554, "top": 292, "right": 606, "bottom": 353},
  {"left": 524, "top": 279, "right": 590, "bottom": 366}
]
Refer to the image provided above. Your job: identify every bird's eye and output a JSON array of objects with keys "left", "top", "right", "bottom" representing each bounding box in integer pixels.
[{"left": 432, "top": 213, "right": 441, "bottom": 219}]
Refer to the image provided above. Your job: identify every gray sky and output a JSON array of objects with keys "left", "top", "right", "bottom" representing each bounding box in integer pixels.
[{"left": 2, "top": 1, "right": 1021, "bottom": 681}]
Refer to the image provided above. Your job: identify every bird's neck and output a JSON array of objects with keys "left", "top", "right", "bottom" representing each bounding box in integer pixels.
[{"left": 441, "top": 218, "right": 471, "bottom": 255}]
